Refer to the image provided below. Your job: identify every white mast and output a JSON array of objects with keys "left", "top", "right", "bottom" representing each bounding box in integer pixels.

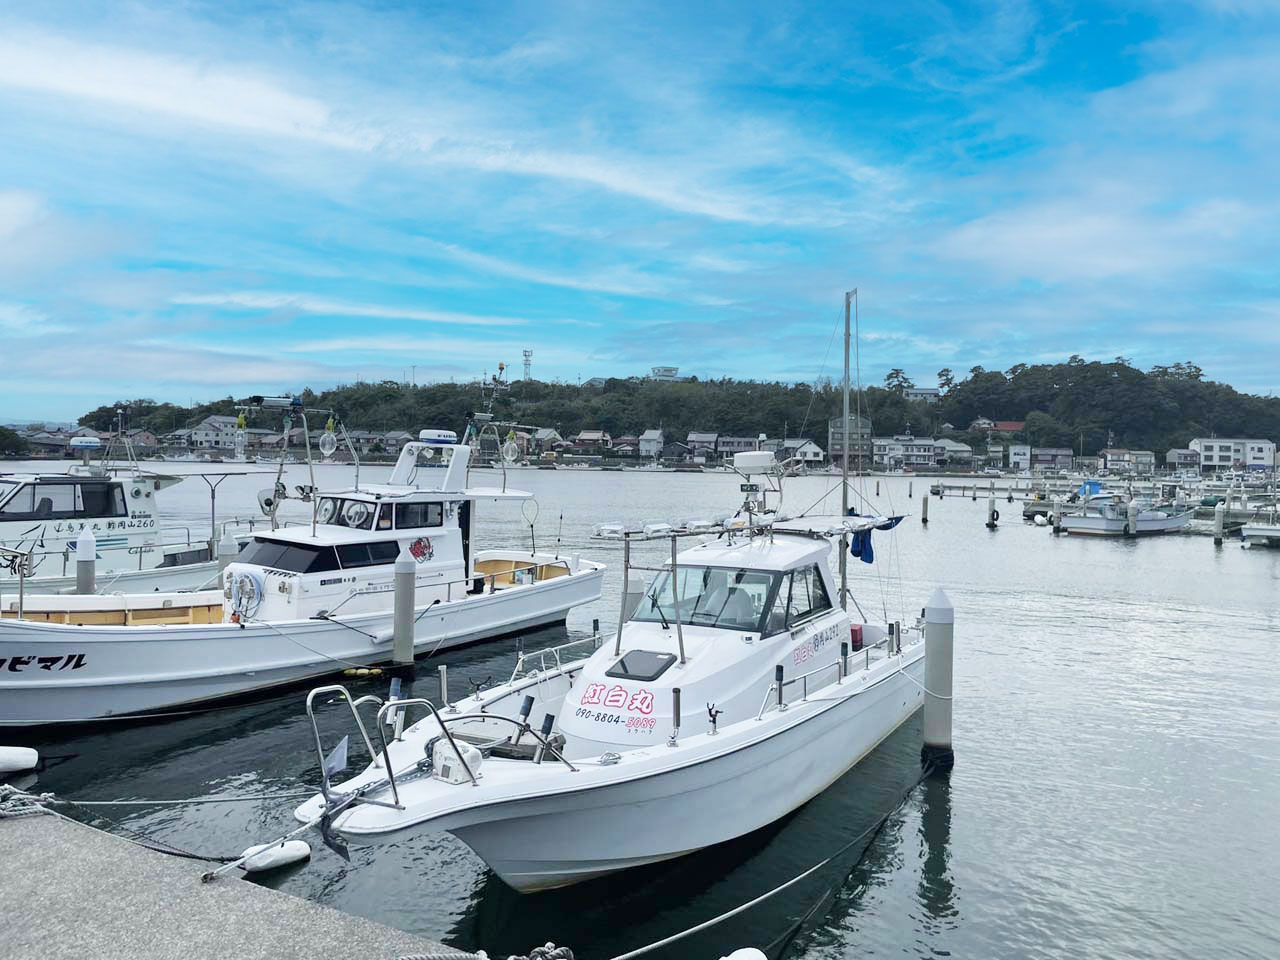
[{"left": 841, "top": 289, "right": 855, "bottom": 609}]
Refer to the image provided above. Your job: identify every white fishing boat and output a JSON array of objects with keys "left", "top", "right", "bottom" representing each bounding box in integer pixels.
[
  {"left": 1060, "top": 493, "right": 1192, "bottom": 536},
  {"left": 0, "top": 438, "right": 228, "bottom": 595},
  {"left": 1241, "top": 514, "right": 1280, "bottom": 547},
  {"left": 288, "top": 291, "right": 951, "bottom": 893},
  {"left": 0, "top": 428, "right": 604, "bottom": 725}
]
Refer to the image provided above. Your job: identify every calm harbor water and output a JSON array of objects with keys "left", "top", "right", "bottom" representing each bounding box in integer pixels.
[{"left": 7, "top": 461, "right": 1280, "bottom": 959}]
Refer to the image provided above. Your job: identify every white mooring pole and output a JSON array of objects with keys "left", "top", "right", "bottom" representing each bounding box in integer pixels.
[
  {"left": 75, "top": 527, "right": 96, "bottom": 595},
  {"left": 922, "top": 588, "right": 954, "bottom": 771},
  {"left": 921, "top": 494, "right": 929, "bottom": 525},
  {"left": 393, "top": 549, "right": 416, "bottom": 677},
  {"left": 985, "top": 495, "right": 998, "bottom": 529},
  {"left": 1052, "top": 497, "right": 1063, "bottom": 535},
  {"left": 1125, "top": 499, "right": 1139, "bottom": 538},
  {"left": 1213, "top": 500, "right": 1226, "bottom": 546}
]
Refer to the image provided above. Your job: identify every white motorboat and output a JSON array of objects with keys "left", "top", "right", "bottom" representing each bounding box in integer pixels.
[
  {"left": 293, "top": 448, "right": 935, "bottom": 892},
  {"left": 1242, "top": 514, "right": 1280, "bottom": 547},
  {"left": 0, "top": 429, "right": 604, "bottom": 725},
  {"left": 1060, "top": 493, "right": 1192, "bottom": 536},
  {"left": 0, "top": 438, "right": 227, "bottom": 595}
]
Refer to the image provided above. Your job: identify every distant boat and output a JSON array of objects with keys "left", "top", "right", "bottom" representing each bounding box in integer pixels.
[{"left": 1060, "top": 494, "right": 1192, "bottom": 536}]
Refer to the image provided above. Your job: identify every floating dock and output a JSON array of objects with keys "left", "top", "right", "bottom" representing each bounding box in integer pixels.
[{"left": 0, "top": 812, "right": 468, "bottom": 960}]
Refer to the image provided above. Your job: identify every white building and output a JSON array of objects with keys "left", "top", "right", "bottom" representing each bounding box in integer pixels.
[
  {"left": 1009, "top": 443, "right": 1031, "bottom": 471},
  {"left": 873, "top": 435, "right": 937, "bottom": 469},
  {"left": 638, "top": 429, "right": 664, "bottom": 458},
  {"left": 1189, "top": 438, "right": 1276, "bottom": 471},
  {"left": 686, "top": 432, "right": 719, "bottom": 456},
  {"left": 649, "top": 366, "right": 682, "bottom": 382},
  {"left": 716, "top": 436, "right": 759, "bottom": 457},
  {"left": 764, "top": 438, "right": 824, "bottom": 464},
  {"left": 903, "top": 387, "right": 940, "bottom": 404},
  {"left": 932, "top": 438, "right": 973, "bottom": 464},
  {"left": 190, "top": 415, "right": 240, "bottom": 449}
]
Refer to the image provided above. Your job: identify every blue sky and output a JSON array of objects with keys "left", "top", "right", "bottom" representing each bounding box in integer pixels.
[{"left": 2, "top": 1, "right": 1278, "bottom": 420}]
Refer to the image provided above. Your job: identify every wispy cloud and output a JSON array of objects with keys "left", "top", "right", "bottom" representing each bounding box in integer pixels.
[{"left": 170, "top": 292, "right": 530, "bottom": 327}]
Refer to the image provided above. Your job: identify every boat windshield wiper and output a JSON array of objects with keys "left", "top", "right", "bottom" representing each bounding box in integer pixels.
[{"left": 648, "top": 591, "right": 670, "bottom": 629}]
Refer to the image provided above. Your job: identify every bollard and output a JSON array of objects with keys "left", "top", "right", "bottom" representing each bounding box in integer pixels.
[
  {"left": 1213, "top": 500, "right": 1225, "bottom": 546},
  {"left": 922, "top": 495, "right": 929, "bottom": 525},
  {"left": 1125, "top": 499, "right": 1139, "bottom": 538},
  {"left": 985, "top": 495, "right": 998, "bottom": 529},
  {"left": 75, "top": 527, "right": 96, "bottom": 595},
  {"left": 393, "top": 551, "right": 416, "bottom": 677},
  {"left": 217, "top": 526, "right": 239, "bottom": 576},
  {"left": 921, "top": 588, "right": 955, "bottom": 772}
]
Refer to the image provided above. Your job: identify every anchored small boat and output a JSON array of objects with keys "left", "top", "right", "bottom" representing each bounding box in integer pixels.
[
  {"left": 1060, "top": 493, "right": 1192, "bottom": 536},
  {"left": 0, "top": 429, "right": 604, "bottom": 725}
]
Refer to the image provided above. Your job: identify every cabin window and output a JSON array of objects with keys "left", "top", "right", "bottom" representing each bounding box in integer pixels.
[
  {"left": 78, "top": 483, "right": 128, "bottom": 518},
  {"left": 783, "top": 565, "right": 833, "bottom": 627},
  {"left": 337, "top": 541, "right": 401, "bottom": 568},
  {"left": 237, "top": 538, "right": 341, "bottom": 573},
  {"left": 0, "top": 484, "right": 35, "bottom": 518},
  {"left": 394, "top": 501, "right": 443, "bottom": 529},
  {"left": 631, "top": 565, "right": 780, "bottom": 633},
  {"left": 315, "top": 497, "right": 376, "bottom": 530}
]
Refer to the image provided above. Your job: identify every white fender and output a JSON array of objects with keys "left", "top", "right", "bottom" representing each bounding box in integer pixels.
[
  {"left": 240, "top": 840, "right": 311, "bottom": 872},
  {"left": 0, "top": 746, "right": 39, "bottom": 774},
  {"left": 1033, "top": 514, "right": 1049, "bottom": 527}
]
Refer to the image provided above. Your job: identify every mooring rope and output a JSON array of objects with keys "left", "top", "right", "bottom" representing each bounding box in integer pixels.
[{"left": 603, "top": 764, "right": 939, "bottom": 960}]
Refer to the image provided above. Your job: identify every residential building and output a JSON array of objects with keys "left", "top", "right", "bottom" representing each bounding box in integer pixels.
[
  {"left": 873, "top": 435, "right": 936, "bottom": 469},
  {"left": 902, "top": 387, "right": 940, "bottom": 403},
  {"left": 533, "top": 427, "right": 564, "bottom": 451},
  {"left": 716, "top": 436, "right": 759, "bottom": 458},
  {"left": 1132, "top": 450, "right": 1156, "bottom": 475},
  {"left": 190, "top": 415, "right": 239, "bottom": 449},
  {"left": 581, "top": 377, "right": 608, "bottom": 388},
  {"left": 575, "top": 430, "right": 612, "bottom": 448},
  {"left": 1188, "top": 437, "right": 1276, "bottom": 471},
  {"left": 1165, "top": 448, "right": 1199, "bottom": 470},
  {"left": 1099, "top": 448, "right": 1132, "bottom": 472},
  {"left": 985, "top": 443, "right": 1005, "bottom": 465},
  {"left": 993, "top": 420, "right": 1026, "bottom": 435},
  {"left": 1030, "top": 447, "right": 1073, "bottom": 471},
  {"left": 1073, "top": 455, "right": 1102, "bottom": 473},
  {"left": 827, "top": 415, "right": 873, "bottom": 468},
  {"left": 649, "top": 366, "right": 683, "bottom": 382},
  {"left": 1009, "top": 443, "right": 1031, "bottom": 470},
  {"left": 614, "top": 434, "right": 639, "bottom": 449},
  {"left": 383, "top": 430, "right": 414, "bottom": 450},
  {"left": 763, "top": 438, "right": 825, "bottom": 464},
  {"left": 638, "top": 429, "right": 664, "bottom": 458},
  {"left": 969, "top": 417, "right": 995, "bottom": 431},
  {"left": 686, "top": 432, "right": 719, "bottom": 456},
  {"left": 932, "top": 438, "right": 973, "bottom": 465}
]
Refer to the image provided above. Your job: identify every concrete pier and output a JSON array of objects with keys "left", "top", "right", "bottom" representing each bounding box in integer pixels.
[{"left": 0, "top": 813, "right": 464, "bottom": 960}]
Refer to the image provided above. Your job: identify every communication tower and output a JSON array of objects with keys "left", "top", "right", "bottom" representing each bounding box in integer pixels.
[{"left": 523, "top": 349, "right": 533, "bottom": 381}]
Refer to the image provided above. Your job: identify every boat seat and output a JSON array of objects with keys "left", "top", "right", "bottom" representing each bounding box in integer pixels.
[{"left": 34, "top": 497, "right": 53, "bottom": 518}]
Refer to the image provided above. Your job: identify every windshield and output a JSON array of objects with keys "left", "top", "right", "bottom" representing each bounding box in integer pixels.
[
  {"left": 315, "top": 497, "right": 375, "bottom": 530},
  {"left": 631, "top": 565, "right": 781, "bottom": 632}
]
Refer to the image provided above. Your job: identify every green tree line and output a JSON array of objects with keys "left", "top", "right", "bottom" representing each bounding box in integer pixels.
[{"left": 75, "top": 356, "right": 1278, "bottom": 457}]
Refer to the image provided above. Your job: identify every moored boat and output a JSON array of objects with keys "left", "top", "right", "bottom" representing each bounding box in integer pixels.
[{"left": 0, "top": 430, "right": 604, "bottom": 725}]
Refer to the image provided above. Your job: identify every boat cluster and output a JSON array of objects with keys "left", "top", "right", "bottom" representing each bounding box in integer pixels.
[{"left": 1, "top": 394, "right": 955, "bottom": 897}]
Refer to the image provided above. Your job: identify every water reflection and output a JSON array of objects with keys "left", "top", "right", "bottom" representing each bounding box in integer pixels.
[{"left": 918, "top": 772, "right": 957, "bottom": 932}]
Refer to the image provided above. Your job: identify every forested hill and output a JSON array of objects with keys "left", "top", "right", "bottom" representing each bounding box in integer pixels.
[{"left": 76, "top": 357, "right": 1278, "bottom": 456}]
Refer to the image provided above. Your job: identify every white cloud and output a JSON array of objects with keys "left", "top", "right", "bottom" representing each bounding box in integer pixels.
[{"left": 170, "top": 292, "right": 529, "bottom": 327}]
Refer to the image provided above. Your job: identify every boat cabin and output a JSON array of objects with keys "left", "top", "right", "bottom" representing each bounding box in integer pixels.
[{"left": 222, "top": 431, "right": 566, "bottom": 622}]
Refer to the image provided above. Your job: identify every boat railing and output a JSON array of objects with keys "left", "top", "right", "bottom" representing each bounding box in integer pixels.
[
  {"left": 371, "top": 699, "right": 580, "bottom": 805},
  {"left": 509, "top": 633, "right": 602, "bottom": 683},
  {"left": 305, "top": 685, "right": 400, "bottom": 809},
  {"left": 756, "top": 634, "right": 902, "bottom": 719}
]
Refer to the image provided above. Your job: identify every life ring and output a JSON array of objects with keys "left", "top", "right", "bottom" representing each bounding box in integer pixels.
[{"left": 992, "top": 509, "right": 1000, "bottom": 521}]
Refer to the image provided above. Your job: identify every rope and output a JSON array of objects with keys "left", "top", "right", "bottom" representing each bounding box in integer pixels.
[
  {"left": 249, "top": 616, "right": 371, "bottom": 670},
  {"left": 603, "top": 765, "right": 935, "bottom": 960},
  {"left": 48, "top": 791, "right": 317, "bottom": 807},
  {"left": 896, "top": 667, "right": 953, "bottom": 700}
]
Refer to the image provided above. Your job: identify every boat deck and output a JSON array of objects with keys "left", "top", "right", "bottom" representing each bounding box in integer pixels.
[{"left": 0, "top": 812, "right": 467, "bottom": 960}]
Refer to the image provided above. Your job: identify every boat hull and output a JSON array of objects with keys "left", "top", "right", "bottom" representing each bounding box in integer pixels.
[
  {"left": 337, "top": 655, "right": 923, "bottom": 892},
  {"left": 1061, "top": 511, "right": 1191, "bottom": 536},
  {"left": 0, "top": 563, "right": 603, "bottom": 726}
]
